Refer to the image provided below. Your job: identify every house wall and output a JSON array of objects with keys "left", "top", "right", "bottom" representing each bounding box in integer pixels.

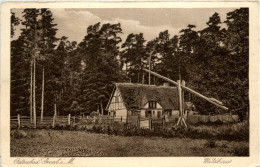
[
  {"left": 115, "top": 108, "right": 127, "bottom": 118},
  {"left": 107, "top": 88, "right": 127, "bottom": 119},
  {"left": 169, "top": 109, "right": 189, "bottom": 119},
  {"left": 140, "top": 109, "right": 146, "bottom": 117},
  {"left": 140, "top": 102, "right": 164, "bottom": 118},
  {"left": 172, "top": 110, "right": 179, "bottom": 116}
]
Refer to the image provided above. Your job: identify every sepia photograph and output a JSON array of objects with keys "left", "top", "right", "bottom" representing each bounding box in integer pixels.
[{"left": 1, "top": 1, "right": 259, "bottom": 167}]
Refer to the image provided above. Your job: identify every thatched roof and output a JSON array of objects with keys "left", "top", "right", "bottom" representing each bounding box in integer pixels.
[{"left": 114, "top": 83, "right": 188, "bottom": 110}]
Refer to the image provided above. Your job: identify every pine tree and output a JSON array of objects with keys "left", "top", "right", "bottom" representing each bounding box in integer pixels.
[
  {"left": 79, "top": 22, "right": 126, "bottom": 114},
  {"left": 11, "top": 11, "right": 20, "bottom": 38},
  {"left": 223, "top": 8, "right": 249, "bottom": 119},
  {"left": 38, "top": 8, "right": 58, "bottom": 119},
  {"left": 121, "top": 33, "right": 147, "bottom": 83},
  {"left": 18, "top": 9, "right": 40, "bottom": 123}
]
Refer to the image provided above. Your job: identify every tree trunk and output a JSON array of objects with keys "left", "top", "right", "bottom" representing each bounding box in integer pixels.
[
  {"left": 142, "top": 72, "right": 145, "bottom": 84},
  {"left": 30, "top": 60, "right": 33, "bottom": 123},
  {"left": 97, "top": 105, "right": 99, "bottom": 114},
  {"left": 70, "top": 72, "right": 73, "bottom": 86},
  {"left": 33, "top": 56, "right": 36, "bottom": 128},
  {"left": 40, "top": 66, "right": 44, "bottom": 123},
  {"left": 100, "top": 100, "right": 103, "bottom": 115},
  {"left": 57, "top": 95, "right": 59, "bottom": 116},
  {"left": 126, "top": 63, "right": 128, "bottom": 74},
  {"left": 148, "top": 54, "right": 151, "bottom": 85},
  {"left": 54, "top": 102, "right": 57, "bottom": 116}
]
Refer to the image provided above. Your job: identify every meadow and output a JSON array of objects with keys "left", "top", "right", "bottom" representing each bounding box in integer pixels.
[{"left": 11, "top": 126, "right": 249, "bottom": 157}]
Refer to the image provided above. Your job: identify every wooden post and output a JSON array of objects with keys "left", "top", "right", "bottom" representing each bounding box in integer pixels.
[
  {"left": 52, "top": 114, "right": 56, "bottom": 128},
  {"left": 177, "top": 80, "right": 187, "bottom": 128},
  {"left": 182, "top": 80, "right": 185, "bottom": 114},
  {"left": 17, "top": 114, "right": 20, "bottom": 129},
  {"left": 181, "top": 80, "right": 188, "bottom": 128},
  {"left": 162, "top": 116, "right": 165, "bottom": 128},
  {"left": 68, "top": 114, "right": 71, "bottom": 125},
  {"left": 30, "top": 60, "right": 33, "bottom": 123},
  {"left": 148, "top": 54, "right": 151, "bottom": 85},
  {"left": 149, "top": 118, "right": 152, "bottom": 129},
  {"left": 138, "top": 115, "right": 140, "bottom": 127},
  {"left": 177, "top": 80, "right": 182, "bottom": 126},
  {"left": 40, "top": 66, "right": 44, "bottom": 123},
  {"left": 121, "top": 116, "right": 122, "bottom": 122},
  {"left": 100, "top": 100, "right": 103, "bottom": 115},
  {"left": 182, "top": 80, "right": 186, "bottom": 125},
  {"left": 33, "top": 57, "right": 37, "bottom": 129},
  {"left": 52, "top": 102, "right": 57, "bottom": 128}
]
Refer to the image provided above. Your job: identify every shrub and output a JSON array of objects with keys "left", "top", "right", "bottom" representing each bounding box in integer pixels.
[
  {"left": 53, "top": 124, "right": 65, "bottom": 130},
  {"left": 16, "top": 119, "right": 248, "bottom": 141},
  {"left": 11, "top": 130, "right": 27, "bottom": 139},
  {"left": 204, "top": 139, "right": 217, "bottom": 148},
  {"left": 90, "top": 111, "right": 99, "bottom": 117},
  {"left": 186, "top": 121, "right": 249, "bottom": 141},
  {"left": 228, "top": 146, "right": 249, "bottom": 156}
]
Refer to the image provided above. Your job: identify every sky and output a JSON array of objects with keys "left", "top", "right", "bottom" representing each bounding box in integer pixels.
[{"left": 12, "top": 8, "right": 236, "bottom": 44}]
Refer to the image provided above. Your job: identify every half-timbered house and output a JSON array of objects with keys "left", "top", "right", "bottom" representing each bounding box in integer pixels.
[{"left": 106, "top": 83, "right": 193, "bottom": 121}]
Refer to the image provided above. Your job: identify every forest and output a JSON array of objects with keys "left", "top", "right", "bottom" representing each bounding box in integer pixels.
[{"left": 11, "top": 8, "right": 248, "bottom": 119}]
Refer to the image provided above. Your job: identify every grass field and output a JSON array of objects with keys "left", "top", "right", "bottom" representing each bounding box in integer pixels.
[{"left": 11, "top": 129, "right": 249, "bottom": 157}]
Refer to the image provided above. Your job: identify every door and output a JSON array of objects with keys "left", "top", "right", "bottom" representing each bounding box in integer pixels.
[
  {"left": 145, "top": 110, "right": 152, "bottom": 118},
  {"left": 157, "top": 111, "right": 161, "bottom": 118}
]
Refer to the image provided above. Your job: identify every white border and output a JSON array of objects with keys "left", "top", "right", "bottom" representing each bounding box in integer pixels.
[{"left": 1, "top": 2, "right": 259, "bottom": 167}]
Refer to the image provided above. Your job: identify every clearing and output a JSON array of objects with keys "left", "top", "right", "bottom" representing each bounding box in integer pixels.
[{"left": 11, "top": 129, "right": 248, "bottom": 157}]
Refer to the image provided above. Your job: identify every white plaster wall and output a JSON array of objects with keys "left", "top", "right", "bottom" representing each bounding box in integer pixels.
[
  {"left": 140, "top": 109, "right": 146, "bottom": 117},
  {"left": 115, "top": 108, "right": 127, "bottom": 118},
  {"left": 172, "top": 110, "right": 179, "bottom": 116}
]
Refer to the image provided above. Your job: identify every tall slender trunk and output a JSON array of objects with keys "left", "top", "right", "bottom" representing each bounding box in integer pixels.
[
  {"left": 70, "top": 72, "right": 73, "bottom": 86},
  {"left": 40, "top": 66, "right": 44, "bottom": 123},
  {"left": 142, "top": 72, "right": 145, "bottom": 84},
  {"left": 148, "top": 54, "right": 151, "bottom": 85},
  {"left": 54, "top": 101, "right": 57, "bottom": 116},
  {"left": 33, "top": 56, "right": 36, "bottom": 128},
  {"left": 30, "top": 60, "right": 33, "bottom": 123},
  {"left": 97, "top": 105, "right": 99, "bottom": 114},
  {"left": 100, "top": 100, "right": 103, "bottom": 115},
  {"left": 61, "top": 89, "right": 63, "bottom": 116}
]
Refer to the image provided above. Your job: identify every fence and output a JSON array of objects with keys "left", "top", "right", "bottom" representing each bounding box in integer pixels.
[
  {"left": 11, "top": 114, "right": 127, "bottom": 129},
  {"left": 11, "top": 114, "right": 239, "bottom": 129},
  {"left": 187, "top": 114, "right": 239, "bottom": 124}
]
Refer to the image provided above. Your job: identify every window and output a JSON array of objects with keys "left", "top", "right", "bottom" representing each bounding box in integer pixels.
[
  {"left": 165, "top": 110, "right": 172, "bottom": 116},
  {"left": 145, "top": 110, "right": 152, "bottom": 117},
  {"left": 153, "top": 111, "right": 155, "bottom": 115},
  {"left": 157, "top": 111, "right": 161, "bottom": 118},
  {"left": 149, "top": 101, "right": 157, "bottom": 108},
  {"left": 132, "top": 110, "right": 140, "bottom": 116}
]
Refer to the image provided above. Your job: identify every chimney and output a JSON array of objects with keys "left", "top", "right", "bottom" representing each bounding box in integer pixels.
[{"left": 163, "top": 82, "right": 169, "bottom": 87}]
